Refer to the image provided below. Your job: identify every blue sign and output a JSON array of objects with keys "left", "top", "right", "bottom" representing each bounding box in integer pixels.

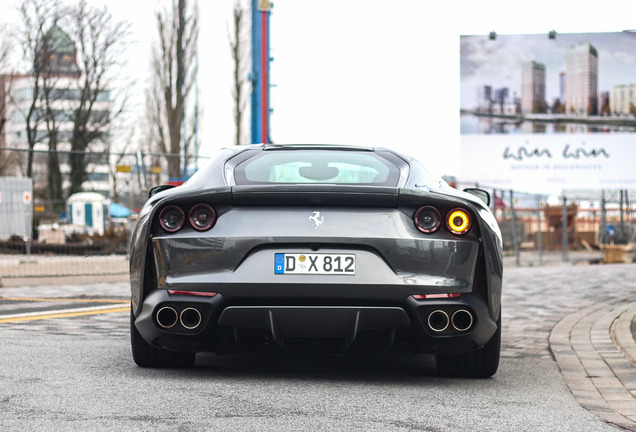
[
  {"left": 606, "top": 225, "right": 616, "bottom": 237},
  {"left": 274, "top": 253, "right": 284, "bottom": 274}
]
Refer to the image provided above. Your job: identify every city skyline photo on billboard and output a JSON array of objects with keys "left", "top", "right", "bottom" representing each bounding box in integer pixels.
[{"left": 460, "top": 31, "right": 636, "bottom": 135}]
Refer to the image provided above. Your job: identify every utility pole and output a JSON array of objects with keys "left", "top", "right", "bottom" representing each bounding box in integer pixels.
[
  {"left": 250, "top": 0, "right": 272, "bottom": 144},
  {"left": 193, "top": 0, "right": 200, "bottom": 169}
]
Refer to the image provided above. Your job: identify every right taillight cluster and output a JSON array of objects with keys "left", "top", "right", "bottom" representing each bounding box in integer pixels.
[
  {"left": 159, "top": 203, "right": 216, "bottom": 233},
  {"left": 414, "top": 206, "right": 471, "bottom": 235}
]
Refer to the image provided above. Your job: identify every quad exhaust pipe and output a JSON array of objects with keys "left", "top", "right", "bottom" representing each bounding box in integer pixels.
[
  {"left": 427, "top": 309, "right": 474, "bottom": 333},
  {"left": 155, "top": 306, "right": 202, "bottom": 330},
  {"left": 427, "top": 310, "right": 449, "bottom": 332},
  {"left": 180, "top": 307, "right": 202, "bottom": 330},
  {"left": 156, "top": 306, "right": 178, "bottom": 329},
  {"left": 451, "top": 309, "right": 473, "bottom": 332}
]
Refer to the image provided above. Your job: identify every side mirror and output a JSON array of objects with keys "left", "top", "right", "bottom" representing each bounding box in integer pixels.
[
  {"left": 148, "top": 184, "right": 176, "bottom": 198},
  {"left": 463, "top": 188, "right": 490, "bottom": 206}
]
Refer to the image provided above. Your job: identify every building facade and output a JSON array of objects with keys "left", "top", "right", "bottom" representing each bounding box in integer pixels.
[
  {"left": 476, "top": 85, "right": 492, "bottom": 113},
  {"left": 565, "top": 43, "right": 598, "bottom": 115},
  {"left": 521, "top": 61, "right": 546, "bottom": 114},
  {"left": 610, "top": 84, "right": 636, "bottom": 115}
]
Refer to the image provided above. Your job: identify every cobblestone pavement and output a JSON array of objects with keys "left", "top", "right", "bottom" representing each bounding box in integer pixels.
[
  {"left": 551, "top": 299, "right": 636, "bottom": 429},
  {"left": 502, "top": 262, "right": 636, "bottom": 430},
  {"left": 1, "top": 260, "right": 636, "bottom": 429}
]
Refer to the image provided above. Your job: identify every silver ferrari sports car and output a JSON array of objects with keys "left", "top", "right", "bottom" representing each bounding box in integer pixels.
[{"left": 130, "top": 144, "right": 503, "bottom": 377}]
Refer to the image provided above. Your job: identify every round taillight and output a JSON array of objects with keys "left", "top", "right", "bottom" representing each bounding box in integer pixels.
[
  {"left": 414, "top": 206, "right": 441, "bottom": 233},
  {"left": 159, "top": 205, "right": 185, "bottom": 232},
  {"left": 446, "top": 208, "right": 471, "bottom": 235},
  {"left": 189, "top": 203, "right": 216, "bottom": 231}
]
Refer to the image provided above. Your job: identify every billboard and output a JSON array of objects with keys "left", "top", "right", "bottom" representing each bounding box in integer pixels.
[{"left": 460, "top": 32, "right": 636, "bottom": 193}]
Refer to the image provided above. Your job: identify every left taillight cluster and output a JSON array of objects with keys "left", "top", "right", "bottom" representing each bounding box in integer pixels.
[
  {"left": 159, "top": 203, "right": 216, "bottom": 233},
  {"left": 414, "top": 206, "right": 471, "bottom": 235}
]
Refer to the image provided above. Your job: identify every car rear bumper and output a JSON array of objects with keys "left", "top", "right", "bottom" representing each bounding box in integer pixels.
[{"left": 134, "top": 289, "right": 498, "bottom": 355}]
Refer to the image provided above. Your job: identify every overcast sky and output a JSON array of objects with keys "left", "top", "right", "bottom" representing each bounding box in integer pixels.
[{"left": 3, "top": 0, "right": 636, "bottom": 177}]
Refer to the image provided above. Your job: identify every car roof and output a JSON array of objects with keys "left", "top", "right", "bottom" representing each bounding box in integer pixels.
[{"left": 261, "top": 144, "right": 375, "bottom": 152}]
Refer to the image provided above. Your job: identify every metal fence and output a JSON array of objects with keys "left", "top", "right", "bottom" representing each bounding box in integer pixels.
[
  {"left": 0, "top": 147, "right": 210, "bottom": 281},
  {"left": 0, "top": 189, "right": 131, "bottom": 280},
  {"left": 0, "top": 147, "right": 634, "bottom": 280},
  {"left": 456, "top": 181, "right": 636, "bottom": 267}
]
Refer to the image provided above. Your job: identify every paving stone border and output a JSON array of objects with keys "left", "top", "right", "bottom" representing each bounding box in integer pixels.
[{"left": 550, "top": 299, "right": 636, "bottom": 430}]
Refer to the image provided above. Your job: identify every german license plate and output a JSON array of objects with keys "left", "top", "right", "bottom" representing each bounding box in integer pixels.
[{"left": 274, "top": 253, "right": 356, "bottom": 275}]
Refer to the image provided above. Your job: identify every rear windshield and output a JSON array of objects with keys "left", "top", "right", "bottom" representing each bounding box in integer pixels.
[{"left": 233, "top": 150, "right": 402, "bottom": 186}]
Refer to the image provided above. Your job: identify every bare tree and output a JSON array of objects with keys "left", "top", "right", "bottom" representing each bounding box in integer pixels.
[
  {"left": 16, "top": 0, "right": 61, "bottom": 182},
  {"left": 108, "top": 137, "right": 131, "bottom": 203},
  {"left": 38, "top": 23, "right": 80, "bottom": 207},
  {"left": 0, "top": 24, "right": 18, "bottom": 175},
  {"left": 229, "top": 0, "right": 248, "bottom": 146},
  {"left": 143, "top": 86, "right": 166, "bottom": 187},
  {"left": 0, "top": 75, "right": 16, "bottom": 176},
  {"left": 65, "top": 0, "right": 129, "bottom": 196},
  {"left": 16, "top": 0, "right": 75, "bottom": 205},
  {"left": 150, "top": 0, "right": 199, "bottom": 179},
  {"left": 40, "top": 61, "right": 65, "bottom": 206},
  {"left": 0, "top": 26, "right": 12, "bottom": 136},
  {"left": 145, "top": 83, "right": 167, "bottom": 176},
  {"left": 12, "top": 0, "right": 130, "bottom": 206}
]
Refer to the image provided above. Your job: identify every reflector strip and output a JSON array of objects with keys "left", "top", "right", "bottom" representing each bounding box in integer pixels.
[
  {"left": 412, "top": 293, "right": 461, "bottom": 299},
  {"left": 167, "top": 290, "right": 217, "bottom": 297}
]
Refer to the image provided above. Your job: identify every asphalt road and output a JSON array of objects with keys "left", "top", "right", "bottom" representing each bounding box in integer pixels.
[{"left": 0, "top": 264, "right": 634, "bottom": 431}]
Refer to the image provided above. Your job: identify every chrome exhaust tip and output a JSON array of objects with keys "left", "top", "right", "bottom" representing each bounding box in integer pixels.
[
  {"left": 180, "top": 307, "right": 202, "bottom": 330},
  {"left": 156, "top": 306, "right": 178, "bottom": 329},
  {"left": 428, "top": 310, "right": 450, "bottom": 332},
  {"left": 451, "top": 309, "right": 474, "bottom": 332}
]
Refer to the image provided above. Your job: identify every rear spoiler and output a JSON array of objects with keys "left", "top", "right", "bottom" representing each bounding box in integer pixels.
[
  {"left": 231, "top": 185, "right": 399, "bottom": 207},
  {"left": 156, "top": 184, "right": 473, "bottom": 210}
]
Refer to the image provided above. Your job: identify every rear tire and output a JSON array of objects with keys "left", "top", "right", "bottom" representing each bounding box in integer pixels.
[
  {"left": 130, "top": 309, "right": 195, "bottom": 368},
  {"left": 436, "top": 315, "right": 501, "bottom": 378}
]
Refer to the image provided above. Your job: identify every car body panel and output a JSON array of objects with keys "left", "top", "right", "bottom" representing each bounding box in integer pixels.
[{"left": 151, "top": 206, "right": 480, "bottom": 289}]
